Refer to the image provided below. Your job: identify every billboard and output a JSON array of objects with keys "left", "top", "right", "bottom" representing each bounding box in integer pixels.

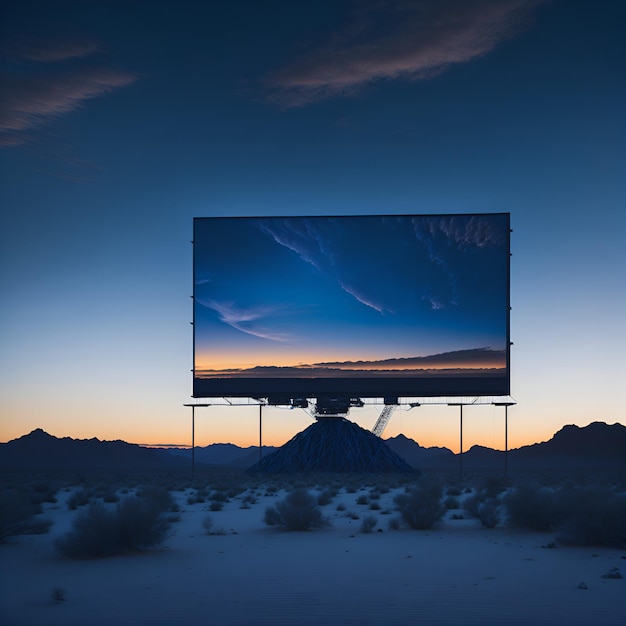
[{"left": 193, "top": 213, "right": 510, "bottom": 400}]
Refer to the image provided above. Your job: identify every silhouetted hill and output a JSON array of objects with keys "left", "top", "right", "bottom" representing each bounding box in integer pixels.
[
  {"left": 0, "top": 428, "right": 189, "bottom": 470},
  {"left": 166, "top": 443, "right": 277, "bottom": 468},
  {"left": 1, "top": 421, "right": 624, "bottom": 472},
  {"left": 387, "top": 422, "right": 626, "bottom": 471},
  {"left": 384, "top": 433, "right": 454, "bottom": 468},
  {"left": 508, "top": 421, "right": 626, "bottom": 469}
]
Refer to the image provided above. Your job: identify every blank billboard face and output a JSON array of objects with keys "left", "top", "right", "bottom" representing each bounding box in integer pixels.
[{"left": 193, "top": 213, "right": 510, "bottom": 399}]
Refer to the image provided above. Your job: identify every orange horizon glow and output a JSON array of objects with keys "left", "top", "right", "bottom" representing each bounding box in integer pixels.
[{"left": 3, "top": 407, "right": 614, "bottom": 456}]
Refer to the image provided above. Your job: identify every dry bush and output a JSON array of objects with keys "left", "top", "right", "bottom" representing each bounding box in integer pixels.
[
  {"left": 504, "top": 482, "right": 626, "bottom": 547},
  {"left": 394, "top": 480, "right": 445, "bottom": 530},
  {"left": 360, "top": 515, "right": 378, "bottom": 533},
  {"left": 317, "top": 489, "right": 334, "bottom": 506},
  {"left": 263, "top": 489, "right": 328, "bottom": 531},
  {"left": 56, "top": 491, "right": 172, "bottom": 558},
  {"left": 503, "top": 484, "right": 559, "bottom": 531},
  {"left": 555, "top": 485, "right": 626, "bottom": 547},
  {"left": 0, "top": 489, "right": 51, "bottom": 541},
  {"left": 463, "top": 492, "right": 500, "bottom": 528}
]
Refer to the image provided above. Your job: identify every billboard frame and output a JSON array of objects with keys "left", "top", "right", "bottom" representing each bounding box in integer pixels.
[{"left": 191, "top": 212, "right": 512, "bottom": 403}]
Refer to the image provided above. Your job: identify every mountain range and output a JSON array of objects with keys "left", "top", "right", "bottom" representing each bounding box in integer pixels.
[{"left": 0, "top": 421, "right": 624, "bottom": 472}]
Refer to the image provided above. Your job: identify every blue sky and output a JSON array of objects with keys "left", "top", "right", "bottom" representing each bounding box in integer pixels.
[{"left": 1, "top": 0, "right": 624, "bottom": 451}]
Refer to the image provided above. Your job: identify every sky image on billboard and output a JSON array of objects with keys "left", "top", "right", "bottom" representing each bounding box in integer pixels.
[{"left": 193, "top": 213, "right": 510, "bottom": 398}]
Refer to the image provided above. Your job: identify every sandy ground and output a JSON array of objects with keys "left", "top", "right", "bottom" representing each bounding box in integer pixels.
[{"left": 1, "top": 482, "right": 625, "bottom": 625}]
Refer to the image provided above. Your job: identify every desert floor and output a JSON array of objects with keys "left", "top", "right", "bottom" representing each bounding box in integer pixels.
[{"left": 1, "top": 473, "right": 625, "bottom": 625}]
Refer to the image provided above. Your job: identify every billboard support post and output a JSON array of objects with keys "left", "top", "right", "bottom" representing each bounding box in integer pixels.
[
  {"left": 495, "top": 402, "right": 514, "bottom": 477},
  {"left": 259, "top": 404, "right": 263, "bottom": 462},
  {"left": 449, "top": 403, "right": 464, "bottom": 480},
  {"left": 184, "top": 404, "right": 210, "bottom": 483},
  {"left": 191, "top": 405, "right": 195, "bottom": 482},
  {"left": 459, "top": 404, "right": 463, "bottom": 480}
]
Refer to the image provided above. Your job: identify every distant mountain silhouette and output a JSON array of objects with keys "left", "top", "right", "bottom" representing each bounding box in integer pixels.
[
  {"left": 386, "top": 422, "right": 626, "bottom": 471},
  {"left": 0, "top": 428, "right": 188, "bottom": 470},
  {"left": 1, "top": 421, "right": 624, "bottom": 472},
  {"left": 384, "top": 433, "right": 454, "bottom": 468},
  {"left": 166, "top": 442, "right": 277, "bottom": 468},
  {"left": 508, "top": 421, "right": 626, "bottom": 469}
]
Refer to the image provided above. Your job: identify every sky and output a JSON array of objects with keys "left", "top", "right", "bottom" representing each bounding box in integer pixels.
[{"left": 1, "top": 0, "right": 625, "bottom": 453}]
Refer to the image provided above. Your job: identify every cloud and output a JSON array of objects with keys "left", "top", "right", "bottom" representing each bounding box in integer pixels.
[
  {"left": 258, "top": 217, "right": 391, "bottom": 313},
  {"left": 7, "top": 36, "right": 104, "bottom": 63},
  {"left": 198, "top": 298, "right": 291, "bottom": 342},
  {"left": 0, "top": 68, "right": 135, "bottom": 135},
  {"left": 266, "top": 0, "right": 544, "bottom": 106},
  {"left": 0, "top": 36, "right": 135, "bottom": 149},
  {"left": 338, "top": 280, "right": 389, "bottom": 314}
]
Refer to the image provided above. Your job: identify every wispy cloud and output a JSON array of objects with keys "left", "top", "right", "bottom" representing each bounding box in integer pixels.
[
  {"left": 1, "top": 69, "right": 135, "bottom": 138},
  {"left": 7, "top": 36, "right": 104, "bottom": 63},
  {"left": 198, "top": 298, "right": 291, "bottom": 342},
  {"left": 0, "top": 36, "right": 135, "bottom": 149},
  {"left": 266, "top": 0, "right": 544, "bottom": 106},
  {"left": 339, "top": 280, "right": 389, "bottom": 314}
]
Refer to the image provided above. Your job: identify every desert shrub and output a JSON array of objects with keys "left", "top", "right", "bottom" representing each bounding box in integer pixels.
[
  {"left": 0, "top": 490, "right": 50, "bottom": 540},
  {"left": 463, "top": 492, "right": 500, "bottom": 528},
  {"left": 51, "top": 587, "right": 66, "bottom": 603},
  {"left": 444, "top": 496, "right": 460, "bottom": 510},
  {"left": 136, "top": 486, "right": 176, "bottom": 512},
  {"left": 210, "top": 490, "right": 229, "bottom": 503},
  {"left": 481, "top": 475, "right": 510, "bottom": 498},
  {"left": 317, "top": 489, "right": 334, "bottom": 506},
  {"left": 336, "top": 503, "right": 346, "bottom": 512},
  {"left": 202, "top": 515, "right": 225, "bottom": 535},
  {"left": 388, "top": 516, "right": 401, "bottom": 530},
  {"left": 56, "top": 493, "right": 172, "bottom": 558},
  {"left": 356, "top": 494, "right": 369, "bottom": 505},
  {"left": 209, "top": 500, "right": 224, "bottom": 511},
  {"left": 115, "top": 497, "right": 171, "bottom": 549},
  {"left": 263, "top": 489, "right": 327, "bottom": 531},
  {"left": 503, "top": 484, "right": 558, "bottom": 531},
  {"left": 67, "top": 488, "right": 94, "bottom": 510},
  {"left": 555, "top": 486, "right": 626, "bottom": 547},
  {"left": 31, "top": 482, "right": 59, "bottom": 504},
  {"left": 360, "top": 515, "right": 378, "bottom": 533},
  {"left": 202, "top": 515, "right": 214, "bottom": 533},
  {"left": 446, "top": 485, "right": 462, "bottom": 497},
  {"left": 369, "top": 502, "right": 381, "bottom": 511},
  {"left": 394, "top": 480, "right": 445, "bottom": 530},
  {"left": 56, "top": 502, "right": 119, "bottom": 557}
]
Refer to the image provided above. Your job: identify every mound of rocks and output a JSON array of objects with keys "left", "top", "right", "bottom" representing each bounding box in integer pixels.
[{"left": 247, "top": 417, "right": 417, "bottom": 473}]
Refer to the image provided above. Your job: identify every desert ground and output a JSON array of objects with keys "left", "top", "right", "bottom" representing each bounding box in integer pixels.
[{"left": 1, "top": 471, "right": 625, "bottom": 625}]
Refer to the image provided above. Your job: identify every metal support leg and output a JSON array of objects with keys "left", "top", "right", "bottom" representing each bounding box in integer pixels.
[
  {"left": 259, "top": 404, "right": 263, "bottom": 462},
  {"left": 504, "top": 405, "right": 508, "bottom": 478},
  {"left": 459, "top": 405, "right": 463, "bottom": 481},
  {"left": 191, "top": 405, "right": 195, "bottom": 483}
]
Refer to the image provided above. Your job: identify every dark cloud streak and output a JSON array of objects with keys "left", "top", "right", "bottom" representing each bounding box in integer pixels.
[
  {"left": 0, "top": 36, "right": 135, "bottom": 149},
  {"left": 266, "top": 0, "right": 545, "bottom": 106}
]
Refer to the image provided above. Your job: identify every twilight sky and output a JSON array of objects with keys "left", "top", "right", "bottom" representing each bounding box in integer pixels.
[{"left": 1, "top": 0, "right": 624, "bottom": 452}]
